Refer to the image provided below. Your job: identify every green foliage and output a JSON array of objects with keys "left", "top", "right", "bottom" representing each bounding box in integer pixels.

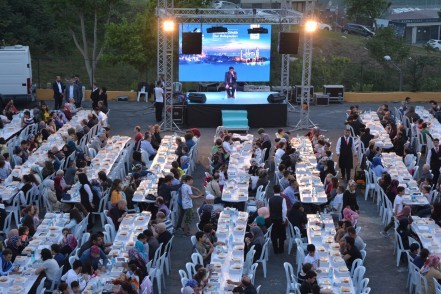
[
  {"left": 344, "top": 0, "right": 391, "bottom": 23},
  {"left": 405, "top": 56, "right": 432, "bottom": 91},
  {"left": 314, "top": 56, "right": 351, "bottom": 85},
  {"left": 0, "top": 0, "right": 71, "bottom": 54},
  {"left": 366, "top": 27, "right": 410, "bottom": 64},
  {"left": 351, "top": 82, "right": 374, "bottom": 92}
]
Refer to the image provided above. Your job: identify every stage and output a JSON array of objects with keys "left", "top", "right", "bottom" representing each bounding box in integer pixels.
[{"left": 186, "top": 91, "right": 287, "bottom": 128}]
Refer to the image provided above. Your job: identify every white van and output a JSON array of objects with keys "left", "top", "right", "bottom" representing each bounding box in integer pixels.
[{"left": 0, "top": 45, "right": 35, "bottom": 105}]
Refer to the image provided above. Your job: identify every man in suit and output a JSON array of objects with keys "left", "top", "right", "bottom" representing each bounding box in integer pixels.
[
  {"left": 90, "top": 82, "right": 100, "bottom": 109},
  {"left": 74, "top": 75, "right": 84, "bottom": 106},
  {"left": 427, "top": 138, "right": 441, "bottom": 184},
  {"left": 65, "top": 77, "right": 81, "bottom": 108},
  {"left": 52, "top": 76, "right": 64, "bottom": 110},
  {"left": 336, "top": 128, "right": 357, "bottom": 182},
  {"left": 224, "top": 66, "right": 237, "bottom": 98},
  {"left": 269, "top": 184, "right": 287, "bottom": 254}
]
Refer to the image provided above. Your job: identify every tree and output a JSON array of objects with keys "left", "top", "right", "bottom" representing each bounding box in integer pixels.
[
  {"left": 366, "top": 27, "right": 410, "bottom": 64},
  {"left": 344, "top": 0, "right": 391, "bottom": 25},
  {"left": 405, "top": 56, "right": 432, "bottom": 92},
  {"left": 104, "top": 5, "right": 157, "bottom": 81},
  {"left": 46, "top": 0, "right": 124, "bottom": 86}
]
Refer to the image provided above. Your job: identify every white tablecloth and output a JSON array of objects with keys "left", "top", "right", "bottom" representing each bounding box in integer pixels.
[
  {"left": 0, "top": 112, "right": 27, "bottom": 141},
  {"left": 360, "top": 111, "right": 393, "bottom": 149},
  {"left": 208, "top": 208, "right": 247, "bottom": 293},
  {"left": 222, "top": 137, "right": 253, "bottom": 203},
  {"left": 291, "top": 137, "right": 328, "bottom": 204},
  {"left": 2, "top": 212, "right": 71, "bottom": 293},
  {"left": 415, "top": 106, "right": 441, "bottom": 139},
  {"left": 411, "top": 216, "right": 441, "bottom": 257},
  {"left": 306, "top": 214, "right": 356, "bottom": 293}
]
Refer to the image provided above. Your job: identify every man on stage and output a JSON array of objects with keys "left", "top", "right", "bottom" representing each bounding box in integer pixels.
[{"left": 224, "top": 66, "right": 237, "bottom": 98}]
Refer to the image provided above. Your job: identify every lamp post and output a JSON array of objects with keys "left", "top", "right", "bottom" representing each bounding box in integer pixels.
[{"left": 384, "top": 55, "right": 403, "bottom": 91}]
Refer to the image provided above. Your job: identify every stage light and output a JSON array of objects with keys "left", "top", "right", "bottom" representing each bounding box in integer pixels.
[
  {"left": 163, "top": 20, "right": 175, "bottom": 32},
  {"left": 305, "top": 20, "right": 318, "bottom": 33},
  {"left": 207, "top": 26, "right": 228, "bottom": 33},
  {"left": 247, "top": 27, "right": 268, "bottom": 34}
]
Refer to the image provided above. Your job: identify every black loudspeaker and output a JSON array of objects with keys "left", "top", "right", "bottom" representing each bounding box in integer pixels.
[
  {"left": 188, "top": 93, "right": 206, "bottom": 103},
  {"left": 267, "top": 93, "right": 285, "bottom": 103},
  {"left": 182, "top": 32, "right": 202, "bottom": 54},
  {"left": 278, "top": 32, "right": 300, "bottom": 54}
]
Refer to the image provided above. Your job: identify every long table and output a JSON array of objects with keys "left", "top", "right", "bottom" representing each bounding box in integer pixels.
[
  {"left": 415, "top": 106, "right": 441, "bottom": 139},
  {"left": 411, "top": 216, "right": 441, "bottom": 258},
  {"left": 1, "top": 212, "right": 71, "bottom": 293},
  {"left": 381, "top": 153, "right": 429, "bottom": 206},
  {"left": 291, "top": 137, "right": 328, "bottom": 205},
  {"left": 306, "top": 214, "right": 355, "bottom": 293},
  {"left": 222, "top": 136, "right": 253, "bottom": 203},
  {"left": 0, "top": 110, "right": 91, "bottom": 202},
  {"left": 208, "top": 208, "right": 247, "bottom": 293},
  {"left": 360, "top": 111, "right": 393, "bottom": 149},
  {"left": 64, "top": 135, "right": 131, "bottom": 204},
  {"left": 0, "top": 111, "right": 28, "bottom": 141},
  {"left": 132, "top": 135, "right": 180, "bottom": 204}
]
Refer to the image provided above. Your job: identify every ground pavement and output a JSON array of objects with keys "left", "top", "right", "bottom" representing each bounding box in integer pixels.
[{"left": 41, "top": 99, "right": 410, "bottom": 293}]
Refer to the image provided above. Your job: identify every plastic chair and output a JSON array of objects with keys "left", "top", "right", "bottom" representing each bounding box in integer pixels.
[
  {"left": 352, "top": 265, "right": 366, "bottom": 294},
  {"left": 185, "top": 262, "right": 196, "bottom": 280},
  {"left": 49, "top": 265, "right": 64, "bottom": 291},
  {"left": 287, "top": 222, "right": 296, "bottom": 255},
  {"left": 80, "top": 232, "right": 90, "bottom": 247},
  {"left": 36, "top": 277, "right": 46, "bottom": 294},
  {"left": 255, "top": 239, "right": 269, "bottom": 278},
  {"left": 350, "top": 258, "right": 363, "bottom": 278},
  {"left": 360, "top": 250, "right": 366, "bottom": 262},
  {"left": 0, "top": 213, "right": 13, "bottom": 237},
  {"left": 433, "top": 277, "right": 441, "bottom": 294},
  {"left": 283, "top": 262, "right": 297, "bottom": 294},
  {"left": 191, "top": 252, "right": 203, "bottom": 266},
  {"left": 164, "top": 236, "right": 174, "bottom": 275},
  {"left": 190, "top": 236, "right": 197, "bottom": 250},
  {"left": 243, "top": 247, "right": 256, "bottom": 276},
  {"left": 394, "top": 231, "right": 406, "bottom": 267},
  {"left": 104, "top": 224, "right": 116, "bottom": 242},
  {"left": 69, "top": 256, "right": 77, "bottom": 269},
  {"left": 357, "top": 277, "right": 369, "bottom": 294},
  {"left": 147, "top": 254, "right": 166, "bottom": 294},
  {"left": 178, "top": 269, "right": 187, "bottom": 280},
  {"left": 256, "top": 285, "right": 261, "bottom": 294},
  {"left": 180, "top": 277, "right": 188, "bottom": 288},
  {"left": 405, "top": 252, "right": 414, "bottom": 290},
  {"left": 248, "top": 263, "right": 258, "bottom": 284},
  {"left": 5, "top": 194, "right": 20, "bottom": 227},
  {"left": 295, "top": 241, "right": 306, "bottom": 275}
]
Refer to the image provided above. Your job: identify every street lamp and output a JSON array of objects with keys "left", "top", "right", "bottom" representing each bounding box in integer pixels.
[
  {"left": 163, "top": 20, "right": 175, "bottom": 32},
  {"left": 384, "top": 55, "right": 403, "bottom": 91}
]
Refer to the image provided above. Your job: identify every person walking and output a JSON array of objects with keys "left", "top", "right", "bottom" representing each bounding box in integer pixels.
[
  {"left": 426, "top": 138, "right": 441, "bottom": 184},
  {"left": 336, "top": 128, "right": 357, "bottom": 182},
  {"left": 52, "top": 76, "right": 64, "bottom": 110},
  {"left": 269, "top": 185, "right": 287, "bottom": 254}
]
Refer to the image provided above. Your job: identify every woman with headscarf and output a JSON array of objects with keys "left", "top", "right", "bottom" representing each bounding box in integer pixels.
[
  {"left": 385, "top": 180, "right": 400, "bottom": 203},
  {"left": 342, "top": 205, "right": 359, "bottom": 226},
  {"left": 6, "top": 229, "right": 23, "bottom": 262},
  {"left": 134, "top": 238, "right": 148, "bottom": 263},
  {"left": 421, "top": 255, "right": 441, "bottom": 294},
  {"left": 198, "top": 200, "right": 217, "bottom": 231},
  {"left": 342, "top": 180, "right": 359, "bottom": 214},
  {"left": 245, "top": 226, "right": 265, "bottom": 262},
  {"left": 128, "top": 248, "right": 147, "bottom": 276},
  {"left": 396, "top": 205, "right": 411, "bottom": 222},
  {"left": 257, "top": 203, "right": 271, "bottom": 228},
  {"left": 30, "top": 166, "right": 43, "bottom": 185},
  {"left": 372, "top": 157, "right": 387, "bottom": 177},
  {"left": 247, "top": 200, "right": 266, "bottom": 225},
  {"left": 396, "top": 218, "right": 410, "bottom": 250},
  {"left": 43, "top": 179, "right": 71, "bottom": 212},
  {"left": 253, "top": 216, "right": 268, "bottom": 234}
]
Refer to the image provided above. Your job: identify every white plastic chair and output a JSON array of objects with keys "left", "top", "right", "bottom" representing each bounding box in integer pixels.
[
  {"left": 191, "top": 252, "right": 203, "bottom": 266},
  {"left": 352, "top": 265, "right": 366, "bottom": 294},
  {"left": 357, "top": 277, "right": 369, "bottom": 294},
  {"left": 295, "top": 240, "right": 306, "bottom": 275},
  {"left": 69, "top": 256, "right": 77, "bottom": 269},
  {"left": 36, "top": 277, "right": 46, "bottom": 294},
  {"left": 256, "top": 285, "right": 261, "bottom": 294},
  {"left": 49, "top": 265, "right": 64, "bottom": 291},
  {"left": 394, "top": 231, "right": 406, "bottom": 267},
  {"left": 147, "top": 254, "right": 166, "bottom": 294},
  {"left": 350, "top": 258, "right": 363, "bottom": 278},
  {"left": 104, "top": 224, "right": 116, "bottom": 242},
  {"left": 364, "top": 169, "right": 375, "bottom": 200},
  {"left": 0, "top": 213, "right": 13, "bottom": 237},
  {"left": 360, "top": 250, "right": 366, "bottom": 262},
  {"left": 283, "top": 262, "right": 297, "bottom": 294},
  {"left": 433, "top": 277, "right": 441, "bottom": 294},
  {"left": 405, "top": 251, "right": 414, "bottom": 290},
  {"left": 248, "top": 263, "right": 258, "bottom": 284},
  {"left": 178, "top": 269, "right": 187, "bottom": 280},
  {"left": 287, "top": 222, "right": 297, "bottom": 255},
  {"left": 164, "top": 236, "right": 174, "bottom": 275},
  {"left": 243, "top": 247, "right": 256, "bottom": 276},
  {"left": 185, "top": 262, "right": 196, "bottom": 280},
  {"left": 255, "top": 239, "right": 269, "bottom": 278},
  {"left": 5, "top": 194, "right": 20, "bottom": 227},
  {"left": 80, "top": 232, "right": 90, "bottom": 247}
]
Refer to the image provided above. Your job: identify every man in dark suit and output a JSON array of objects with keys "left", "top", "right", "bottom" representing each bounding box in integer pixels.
[
  {"left": 224, "top": 66, "right": 237, "bottom": 98},
  {"left": 65, "top": 77, "right": 81, "bottom": 107},
  {"left": 90, "top": 82, "right": 100, "bottom": 109},
  {"left": 52, "top": 76, "right": 64, "bottom": 110}
]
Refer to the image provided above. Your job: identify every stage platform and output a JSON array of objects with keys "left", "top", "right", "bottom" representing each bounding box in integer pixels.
[{"left": 186, "top": 91, "right": 287, "bottom": 128}]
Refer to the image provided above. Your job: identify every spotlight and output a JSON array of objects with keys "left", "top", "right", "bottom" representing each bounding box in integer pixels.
[
  {"left": 207, "top": 26, "right": 228, "bottom": 33},
  {"left": 248, "top": 27, "right": 268, "bottom": 34},
  {"left": 305, "top": 20, "right": 318, "bottom": 33},
  {"left": 163, "top": 20, "right": 175, "bottom": 32}
]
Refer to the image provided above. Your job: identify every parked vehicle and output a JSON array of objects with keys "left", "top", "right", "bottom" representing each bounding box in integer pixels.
[
  {"left": 341, "top": 23, "right": 375, "bottom": 37},
  {"left": 0, "top": 45, "right": 35, "bottom": 106},
  {"left": 318, "top": 23, "right": 332, "bottom": 30},
  {"left": 427, "top": 39, "right": 441, "bottom": 50}
]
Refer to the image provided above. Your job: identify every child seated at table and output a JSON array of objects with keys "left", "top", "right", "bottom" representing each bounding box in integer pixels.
[{"left": 303, "top": 244, "right": 320, "bottom": 270}]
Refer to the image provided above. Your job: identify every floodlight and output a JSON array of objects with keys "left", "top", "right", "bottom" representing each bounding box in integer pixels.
[
  {"left": 163, "top": 20, "right": 175, "bottom": 32},
  {"left": 305, "top": 20, "right": 318, "bottom": 33}
]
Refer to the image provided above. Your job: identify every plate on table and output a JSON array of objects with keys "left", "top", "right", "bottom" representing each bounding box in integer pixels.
[
  {"left": 340, "top": 286, "right": 351, "bottom": 293},
  {"left": 13, "top": 277, "right": 27, "bottom": 284},
  {"left": 338, "top": 266, "right": 349, "bottom": 272},
  {"left": 9, "top": 286, "right": 23, "bottom": 293}
]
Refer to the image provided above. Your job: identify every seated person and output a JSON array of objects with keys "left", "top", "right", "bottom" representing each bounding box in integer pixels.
[
  {"left": 35, "top": 248, "right": 60, "bottom": 288},
  {"left": 195, "top": 231, "right": 214, "bottom": 266},
  {"left": 342, "top": 236, "right": 362, "bottom": 270},
  {"left": 0, "top": 249, "right": 14, "bottom": 276},
  {"left": 79, "top": 245, "right": 108, "bottom": 271},
  {"left": 108, "top": 200, "right": 128, "bottom": 231}
]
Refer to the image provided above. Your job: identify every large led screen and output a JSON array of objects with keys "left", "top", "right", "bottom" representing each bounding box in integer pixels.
[{"left": 178, "top": 24, "right": 272, "bottom": 82}]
